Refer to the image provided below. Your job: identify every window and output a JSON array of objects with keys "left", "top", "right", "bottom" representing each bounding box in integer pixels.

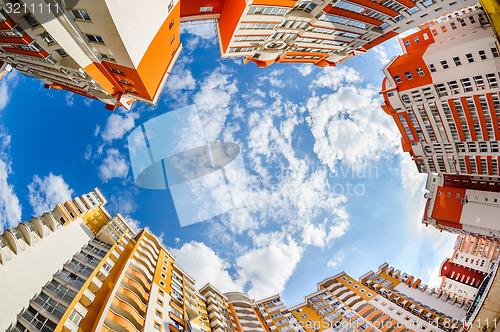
[
  {"left": 156, "top": 309, "right": 163, "bottom": 318},
  {"left": 56, "top": 49, "right": 67, "bottom": 57},
  {"left": 41, "top": 33, "right": 55, "bottom": 44},
  {"left": 72, "top": 9, "right": 91, "bottom": 21},
  {"left": 24, "top": 14, "right": 39, "bottom": 28},
  {"left": 161, "top": 272, "right": 166, "bottom": 278},
  {"left": 440, "top": 60, "right": 449, "bottom": 69},
  {"left": 453, "top": 57, "right": 461, "bottom": 66},
  {"left": 414, "top": 36, "right": 419, "bottom": 43},
  {"left": 466, "top": 53, "right": 474, "bottom": 63},
  {"left": 159, "top": 280, "right": 165, "bottom": 287},
  {"left": 394, "top": 75, "right": 402, "bottom": 83},
  {"left": 429, "top": 64, "right": 436, "bottom": 72},
  {"left": 405, "top": 71, "right": 413, "bottom": 79},
  {"left": 492, "top": 47, "right": 499, "bottom": 58},
  {"left": 159, "top": 289, "right": 164, "bottom": 296},
  {"left": 154, "top": 322, "right": 162, "bottom": 331},
  {"left": 405, "top": 40, "right": 411, "bottom": 47},
  {"left": 417, "top": 68, "right": 424, "bottom": 76},
  {"left": 118, "top": 78, "right": 131, "bottom": 85},
  {"left": 478, "top": 50, "right": 486, "bottom": 60},
  {"left": 301, "top": 314, "right": 308, "bottom": 319},
  {"left": 110, "top": 68, "right": 125, "bottom": 75},
  {"left": 157, "top": 299, "right": 163, "bottom": 306},
  {"left": 170, "top": 36, "right": 175, "bottom": 44},
  {"left": 162, "top": 266, "right": 167, "bottom": 271},
  {"left": 100, "top": 53, "right": 115, "bottom": 62},
  {"left": 200, "top": 6, "right": 213, "bottom": 12},
  {"left": 86, "top": 34, "right": 105, "bottom": 44},
  {"left": 169, "top": 20, "right": 174, "bottom": 29}
]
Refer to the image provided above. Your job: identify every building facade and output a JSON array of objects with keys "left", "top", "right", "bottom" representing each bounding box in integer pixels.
[
  {"left": 422, "top": 173, "right": 500, "bottom": 241},
  {"left": 438, "top": 234, "right": 499, "bottom": 303},
  {"left": 289, "top": 262, "right": 465, "bottom": 332},
  {"left": 380, "top": 4, "right": 500, "bottom": 177},
  {"left": 0, "top": 187, "right": 212, "bottom": 332},
  {"left": 1, "top": 0, "right": 479, "bottom": 108},
  {"left": 0, "top": 0, "right": 182, "bottom": 110}
]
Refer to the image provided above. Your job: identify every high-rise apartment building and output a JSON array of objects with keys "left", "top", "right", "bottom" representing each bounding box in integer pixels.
[
  {"left": 422, "top": 173, "right": 500, "bottom": 241},
  {"left": 1, "top": 0, "right": 478, "bottom": 108},
  {"left": 289, "top": 262, "right": 465, "bottom": 332},
  {"left": 0, "top": 187, "right": 212, "bottom": 332},
  {"left": 255, "top": 295, "right": 304, "bottom": 332},
  {"left": 208, "top": 0, "right": 477, "bottom": 68},
  {"left": 0, "top": 0, "right": 182, "bottom": 110},
  {"left": 380, "top": 4, "right": 500, "bottom": 177},
  {"left": 438, "top": 234, "right": 499, "bottom": 303},
  {"left": 3, "top": 186, "right": 495, "bottom": 332}
]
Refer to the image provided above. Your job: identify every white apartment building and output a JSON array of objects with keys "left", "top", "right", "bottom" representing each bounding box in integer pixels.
[
  {"left": 381, "top": 4, "right": 500, "bottom": 177},
  {"left": 0, "top": 0, "right": 182, "bottom": 109}
]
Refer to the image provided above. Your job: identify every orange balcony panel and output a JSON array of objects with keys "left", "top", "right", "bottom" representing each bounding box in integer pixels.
[
  {"left": 128, "top": 267, "right": 152, "bottom": 291},
  {"left": 106, "top": 310, "right": 140, "bottom": 332},
  {"left": 0, "top": 34, "right": 33, "bottom": 45},
  {"left": 349, "top": 0, "right": 399, "bottom": 16},
  {"left": 112, "top": 297, "right": 145, "bottom": 326},
  {"left": 3, "top": 47, "right": 49, "bottom": 58},
  {"left": 394, "top": 0, "right": 416, "bottom": 7},
  {"left": 367, "top": 309, "right": 383, "bottom": 321},
  {"left": 123, "top": 275, "right": 150, "bottom": 301},
  {"left": 118, "top": 285, "right": 148, "bottom": 312},
  {"left": 0, "top": 18, "right": 16, "bottom": 31}
]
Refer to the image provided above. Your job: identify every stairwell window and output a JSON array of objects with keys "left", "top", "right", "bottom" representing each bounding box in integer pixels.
[
  {"left": 405, "top": 71, "right": 413, "bottom": 80},
  {"left": 453, "top": 57, "right": 461, "bottom": 66},
  {"left": 86, "top": 34, "right": 104, "bottom": 44},
  {"left": 200, "top": 6, "right": 213, "bottom": 12},
  {"left": 156, "top": 309, "right": 163, "bottom": 318},
  {"left": 72, "top": 9, "right": 91, "bottom": 21},
  {"left": 110, "top": 67, "right": 125, "bottom": 75},
  {"left": 478, "top": 50, "right": 486, "bottom": 60},
  {"left": 154, "top": 322, "right": 162, "bottom": 331},
  {"left": 394, "top": 75, "right": 402, "bottom": 83},
  {"left": 466, "top": 53, "right": 474, "bottom": 63},
  {"left": 56, "top": 49, "right": 67, "bottom": 57},
  {"left": 23, "top": 14, "right": 39, "bottom": 28},
  {"left": 440, "top": 60, "right": 448, "bottom": 69}
]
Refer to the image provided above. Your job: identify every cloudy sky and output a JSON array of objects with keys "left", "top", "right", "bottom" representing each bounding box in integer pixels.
[{"left": 0, "top": 22, "right": 456, "bottom": 305}]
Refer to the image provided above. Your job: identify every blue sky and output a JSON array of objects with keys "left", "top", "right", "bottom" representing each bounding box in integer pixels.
[{"left": 0, "top": 22, "right": 456, "bottom": 306}]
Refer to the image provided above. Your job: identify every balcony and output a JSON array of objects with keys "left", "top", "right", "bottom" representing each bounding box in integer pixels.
[{"left": 19, "top": 309, "right": 56, "bottom": 332}]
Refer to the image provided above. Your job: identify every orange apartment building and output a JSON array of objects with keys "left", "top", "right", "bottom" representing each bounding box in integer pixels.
[
  {"left": 0, "top": 0, "right": 478, "bottom": 109},
  {"left": 438, "top": 234, "right": 499, "bottom": 304},
  {"left": 380, "top": 4, "right": 500, "bottom": 177}
]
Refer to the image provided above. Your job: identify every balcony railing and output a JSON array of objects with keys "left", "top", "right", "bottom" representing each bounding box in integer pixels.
[{"left": 20, "top": 310, "right": 55, "bottom": 332}]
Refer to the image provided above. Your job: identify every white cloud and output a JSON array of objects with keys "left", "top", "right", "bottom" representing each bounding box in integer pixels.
[
  {"left": 0, "top": 129, "right": 22, "bottom": 231},
  {"left": 65, "top": 93, "right": 74, "bottom": 107},
  {"left": 101, "top": 111, "right": 139, "bottom": 142},
  {"left": 372, "top": 45, "right": 390, "bottom": 65},
  {"left": 0, "top": 71, "right": 19, "bottom": 112},
  {"left": 260, "top": 69, "right": 285, "bottom": 88},
  {"left": 28, "top": 173, "right": 74, "bottom": 216},
  {"left": 236, "top": 237, "right": 303, "bottom": 299},
  {"left": 98, "top": 149, "right": 129, "bottom": 182},
  {"left": 84, "top": 145, "right": 92, "bottom": 160},
  {"left": 327, "top": 249, "right": 345, "bottom": 268},
  {"left": 194, "top": 67, "right": 238, "bottom": 141},
  {"left": 295, "top": 64, "right": 314, "bottom": 77},
  {"left": 181, "top": 22, "right": 217, "bottom": 41},
  {"left": 307, "top": 67, "right": 400, "bottom": 171},
  {"left": 110, "top": 190, "right": 138, "bottom": 215},
  {"left": 171, "top": 241, "right": 242, "bottom": 292},
  {"left": 310, "top": 66, "right": 362, "bottom": 90}
]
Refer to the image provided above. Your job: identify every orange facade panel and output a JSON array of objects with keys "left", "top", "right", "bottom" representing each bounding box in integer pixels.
[
  {"left": 0, "top": 34, "right": 34, "bottom": 45},
  {"left": 0, "top": 17, "right": 16, "bottom": 31},
  {"left": 180, "top": 0, "right": 226, "bottom": 17},
  {"left": 430, "top": 187, "right": 466, "bottom": 224},
  {"left": 218, "top": 0, "right": 247, "bottom": 53},
  {"left": 349, "top": 0, "right": 399, "bottom": 16},
  {"left": 3, "top": 47, "right": 48, "bottom": 58}
]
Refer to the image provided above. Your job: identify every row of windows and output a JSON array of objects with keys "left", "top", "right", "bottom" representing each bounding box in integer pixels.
[{"left": 429, "top": 49, "right": 498, "bottom": 73}]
